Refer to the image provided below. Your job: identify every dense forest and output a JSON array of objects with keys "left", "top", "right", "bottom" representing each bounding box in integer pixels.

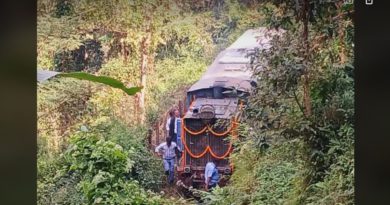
[{"left": 37, "top": 0, "right": 354, "bottom": 204}]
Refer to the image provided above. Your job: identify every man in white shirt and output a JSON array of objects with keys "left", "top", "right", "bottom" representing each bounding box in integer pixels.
[
  {"left": 155, "top": 136, "right": 182, "bottom": 184},
  {"left": 165, "top": 110, "right": 174, "bottom": 137},
  {"left": 205, "top": 159, "right": 220, "bottom": 191}
]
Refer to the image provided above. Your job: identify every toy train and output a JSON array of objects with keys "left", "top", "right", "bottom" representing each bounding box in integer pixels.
[{"left": 177, "top": 27, "right": 283, "bottom": 188}]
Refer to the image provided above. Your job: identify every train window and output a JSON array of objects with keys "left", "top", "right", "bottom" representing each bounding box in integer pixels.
[
  {"left": 221, "top": 88, "right": 237, "bottom": 97},
  {"left": 195, "top": 89, "right": 213, "bottom": 98},
  {"left": 197, "top": 93, "right": 206, "bottom": 98}
]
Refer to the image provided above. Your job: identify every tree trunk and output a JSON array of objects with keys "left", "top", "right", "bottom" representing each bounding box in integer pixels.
[
  {"left": 302, "top": 0, "right": 312, "bottom": 117},
  {"left": 303, "top": 74, "right": 312, "bottom": 117},
  {"left": 139, "top": 27, "right": 151, "bottom": 125},
  {"left": 139, "top": 68, "right": 147, "bottom": 125},
  {"left": 139, "top": 54, "right": 147, "bottom": 125},
  {"left": 134, "top": 94, "right": 139, "bottom": 124}
]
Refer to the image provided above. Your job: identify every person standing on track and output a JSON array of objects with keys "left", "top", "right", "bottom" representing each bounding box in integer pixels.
[
  {"left": 166, "top": 108, "right": 182, "bottom": 163},
  {"left": 173, "top": 109, "right": 183, "bottom": 149},
  {"left": 205, "top": 159, "right": 220, "bottom": 191},
  {"left": 168, "top": 109, "right": 176, "bottom": 142},
  {"left": 155, "top": 136, "right": 182, "bottom": 185}
]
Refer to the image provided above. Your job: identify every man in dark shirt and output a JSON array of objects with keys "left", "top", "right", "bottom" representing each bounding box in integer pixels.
[{"left": 169, "top": 111, "right": 176, "bottom": 142}]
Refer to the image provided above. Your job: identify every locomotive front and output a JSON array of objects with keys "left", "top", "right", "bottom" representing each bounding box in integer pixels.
[{"left": 177, "top": 89, "right": 244, "bottom": 187}]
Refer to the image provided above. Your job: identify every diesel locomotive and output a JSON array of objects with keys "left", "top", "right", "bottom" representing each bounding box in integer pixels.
[{"left": 176, "top": 27, "right": 283, "bottom": 187}]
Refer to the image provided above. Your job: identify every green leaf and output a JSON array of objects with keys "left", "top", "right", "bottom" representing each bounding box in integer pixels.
[{"left": 58, "top": 72, "right": 142, "bottom": 95}]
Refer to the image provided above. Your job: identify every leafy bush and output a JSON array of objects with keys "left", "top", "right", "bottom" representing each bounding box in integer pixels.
[
  {"left": 37, "top": 169, "right": 84, "bottom": 205},
  {"left": 38, "top": 132, "right": 174, "bottom": 205},
  {"left": 202, "top": 139, "right": 308, "bottom": 205},
  {"left": 37, "top": 117, "right": 172, "bottom": 204},
  {"left": 38, "top": 78, "right": 94, "bottom": 154},
  {"left": 250, "top": 140, "right": 307, "bottom": 204},
  {"left": 198, "top": 186, "right": 231, "bottom": 205},
  {"left": 88, "top": 118, "right": 164, "bottom": 191},
  {"left": 302, "top": 124, "right": 354, "bottom": 205},
  {"left": 63, "top": 134, "right": 133, "bottom": 204},
  {"left": 54, "top": 39, "right": 104, "bottom": 72}
]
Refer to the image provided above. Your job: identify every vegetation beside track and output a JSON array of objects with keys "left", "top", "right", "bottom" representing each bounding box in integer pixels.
[{"left": 38, "top": 1, "right": 353, "bottom": 204}]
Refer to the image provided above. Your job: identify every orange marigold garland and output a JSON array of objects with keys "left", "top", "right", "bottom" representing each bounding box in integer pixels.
[{"left": 181, "top": 117, "right": 239, "bottom": 159}]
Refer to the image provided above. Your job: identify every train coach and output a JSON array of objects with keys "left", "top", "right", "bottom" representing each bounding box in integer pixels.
[{"left": 176, "top": 27, "right": 283, "bottom": 188}]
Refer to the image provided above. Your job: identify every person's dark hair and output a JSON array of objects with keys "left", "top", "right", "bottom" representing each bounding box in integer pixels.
[
  {"left": 168, "top": 110, "right": 174, "bottom": 117},
  {"left": 166, "top": 136, "right": 172, "bottom": 147},
  {"left": 173, "top": 108, "right": 180, "bottom": 118},
  {"left": 211, "top": 158, "right": 218, "bottom": 165}
]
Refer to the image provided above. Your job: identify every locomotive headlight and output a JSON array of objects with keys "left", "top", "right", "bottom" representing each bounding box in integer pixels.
[
  {"left": 184, "top": 166, "right": 191, "bottom": 173},
  {"left": 199, "top": 105, "right": 215, "bottom": 119}
]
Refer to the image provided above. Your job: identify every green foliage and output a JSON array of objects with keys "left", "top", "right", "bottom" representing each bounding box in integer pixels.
[
  {"left": 249, "top": 140, "right": 307, "bottom": 204},
  {"left": 38, "top": 127, "right": 175, "bottom": 204},
  {"left": 97, "top": 58, "right": 140, "bottom": 84},
  {"left": 197, "top": 186, "right": 231, "bottom": 205},
  {"left": 86, "top": 59, "right": 140, "bottom": 124},
  {"left": 58, "top": 72, "right": 142, "bottom": 96},
  {"left": 64, "top": 134, "right": 131, "bottom": 204},
  {"left": 155, "top": 12, "right": 216, "bottom": 60},
  {"left": 64, "top": 134, "right": 132, "bottom": 176},
  {"left": 37, "top": 167, "right": 84, "bottom": 204},
  {"left": 205, "top": 0, "right": 354, "bottom": 204},
  {"left": 38, "top": 1, "right": 353, "bottom": 204},
  {"left": 37, "top": 14, "right": 86, "bottom": 69},
  {"left": 149, "top": 57, "right": 207, "bottom": 99},
  {"left": 55, "top": 0, "right": 73, "bottom": 17},
  {"left": 38, "top": 78, "right": 94, "bottom": 154},
  {"left": 54, "top": 39, "right": 105, "bottom": 72},
  {"left": 203, "top": 139, "right": 308, "bottom": 205},
  {"left": 88, "top": 118, "right": 164, "bottom": 191},
  {"left": 302, "top": 124, "right": 354, "bottom": 205}
]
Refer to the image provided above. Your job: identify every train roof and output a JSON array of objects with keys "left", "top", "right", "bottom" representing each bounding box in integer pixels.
[
  {"left": 188, "top": 49, "right": 253, "bottom": 92},
  {"left": 188, "top": 27, "right": 284, "bottom": 93},
  {"left": 227, "top": 27, "right": 275, "bottom": 50}
]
